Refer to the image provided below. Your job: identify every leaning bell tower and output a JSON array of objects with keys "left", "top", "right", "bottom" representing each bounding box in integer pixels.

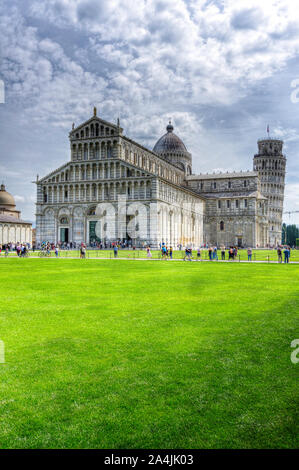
[{"left": 253, "top": 136, "right": 286, "bottom": 246}]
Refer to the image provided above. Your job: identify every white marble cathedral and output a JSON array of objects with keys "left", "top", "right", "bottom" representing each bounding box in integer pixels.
[{"left": 35, "top": 108, "right": 286, "bottom": 248}]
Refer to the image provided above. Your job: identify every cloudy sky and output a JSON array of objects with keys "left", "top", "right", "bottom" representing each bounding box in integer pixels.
[{"left": 0, "top": 0, "right": 298, "bottom": 225}]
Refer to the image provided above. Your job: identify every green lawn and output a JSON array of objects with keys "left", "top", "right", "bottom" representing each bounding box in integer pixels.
[{"left": 0, "top": 259, "right": 298, "bottom": 448}]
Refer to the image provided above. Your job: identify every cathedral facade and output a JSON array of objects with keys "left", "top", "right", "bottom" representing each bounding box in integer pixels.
[{"left": 35, "top": 109, "right": 286, "bottom": 248}]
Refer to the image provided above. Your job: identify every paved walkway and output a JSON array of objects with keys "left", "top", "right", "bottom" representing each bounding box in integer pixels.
[{"left": 2, "top": 256, "right": 298, "bottom": 264}]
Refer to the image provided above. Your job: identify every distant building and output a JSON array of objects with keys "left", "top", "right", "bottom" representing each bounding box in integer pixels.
[
  {"left": 35, "top": 109, "right": 286, "bottom": 248},
  {"left": 0, "top": 184, "right": 32, "bottom": 245}
]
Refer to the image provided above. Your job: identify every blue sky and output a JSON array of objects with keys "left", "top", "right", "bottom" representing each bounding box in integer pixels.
[{"left": 0, "top": 0, "right": 298, "bottom": 224}]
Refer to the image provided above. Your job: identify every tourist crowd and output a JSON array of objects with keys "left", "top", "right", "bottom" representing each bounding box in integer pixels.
[{"left": 0, "top": 240, "right": 294, "bottom": 263}]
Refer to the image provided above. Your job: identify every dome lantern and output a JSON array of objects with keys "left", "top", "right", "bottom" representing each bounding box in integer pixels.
[{"left": 166, "top": 121, "right": 174, "bottom": 133}]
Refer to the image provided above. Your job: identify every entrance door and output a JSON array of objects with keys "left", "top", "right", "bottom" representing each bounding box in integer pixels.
[
  {"left": 89, "top": 221, "right": 101, "bottom": 244},
  {"left": 60, "top": 227, "right": 69, "bottom": 243},
  {"left": 237, "top": 237, "right": 242, "bottom": 247}
]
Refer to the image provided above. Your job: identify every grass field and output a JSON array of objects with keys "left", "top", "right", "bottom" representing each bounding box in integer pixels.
[{"left": 0, "top": 259, "right": 298, "bottom": 448}]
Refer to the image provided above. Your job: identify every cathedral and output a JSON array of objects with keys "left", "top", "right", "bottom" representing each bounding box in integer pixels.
[
  {"left": 0, "top": 184, "right": 32, "bottom": 245},
  {"left": 35, "top": 108, "right": 286, "bottom": 248}
]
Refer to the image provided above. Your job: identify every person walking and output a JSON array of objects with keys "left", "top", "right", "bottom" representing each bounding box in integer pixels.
[
  {"left": 55, "top": 246, "right": 59, "bottom": 258},
  {"left": 277, "top": 246, "right": 282, "bottom": 263},
  {"left": 284, "top": 246, "right": 290, "bottom": 263},
  {"left": 197, "top": 248, "right": 201, "bottom": 261},
  {"left": 147, "top": 246, "right": 152, "bottom": 258},
  {"left": 16, "top": 244, "right": 21, "bottom": 257},
  {"left": 80, "top": 243, "right": 86, "bottom": 259},
  {"left": 169, "top": 246, "right": 173, "bottom": 260},
  {"left": 208, "top": 246, "right": 213, "bottom": 260},
  {"left": 221, "top": 246, "right": 225, "bottom": 260},
  {"left": 247, "top": 248, "right": 252, "bottom": 261},
  {"left": 113, "top": 244, "right": 118, "bottom": 258}
]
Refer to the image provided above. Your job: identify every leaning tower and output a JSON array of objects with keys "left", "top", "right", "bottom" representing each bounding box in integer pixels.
[{"left": 253, "top": 138, "right": 286, "bottom": 246}]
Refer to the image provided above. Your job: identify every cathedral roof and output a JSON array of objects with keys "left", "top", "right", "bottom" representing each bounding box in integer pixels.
[
  {"left": 153, "top": 122, "right": 188, "bottom": 155},
  {"left": 0, "top": 214, "right": 31, "bottom": 225},
  {"left": 187, "top": 171, "right": 257, "bottom": 180},
  {"left": 202, "top": 190, "right": 264, "bottom": 199},
  {"left": 0, "top": 184, "right": 16, "bottom": 208}
]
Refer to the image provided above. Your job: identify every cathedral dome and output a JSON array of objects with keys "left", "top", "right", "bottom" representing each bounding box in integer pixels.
[
  {"left": 153, "top": 121, "right": 192, "bottom": 175},
  {"left": 0, "top": 184, "right": 16, "bottom": 208},
  {"left": 153, "top": 122, "right": 188, "bottom": 154}
]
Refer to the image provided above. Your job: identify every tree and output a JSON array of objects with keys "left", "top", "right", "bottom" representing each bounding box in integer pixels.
[{"left": 282, "top": 223, "right": 299, "bottom": 246}]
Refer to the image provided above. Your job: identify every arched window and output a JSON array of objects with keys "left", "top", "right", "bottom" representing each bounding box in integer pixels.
[
  {"left": 87, "top": 207, "right": 96, "bottom": 216},
  {"left": 220, "top": 221, "right": 224, "bottom": 231}
]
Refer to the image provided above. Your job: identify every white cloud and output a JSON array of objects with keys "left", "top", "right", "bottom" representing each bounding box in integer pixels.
[
  {"left": 0, "top": 0, "right": 299, "bottom": 222},
  {"left": 3, "top": 1, "right": 299, "bottom": 125},
  {"left": 27, "top": 0, "right": 299, "bottom": 97},
  {"left": 284, "top": 183, "right": 299, "bottom": 224}
]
